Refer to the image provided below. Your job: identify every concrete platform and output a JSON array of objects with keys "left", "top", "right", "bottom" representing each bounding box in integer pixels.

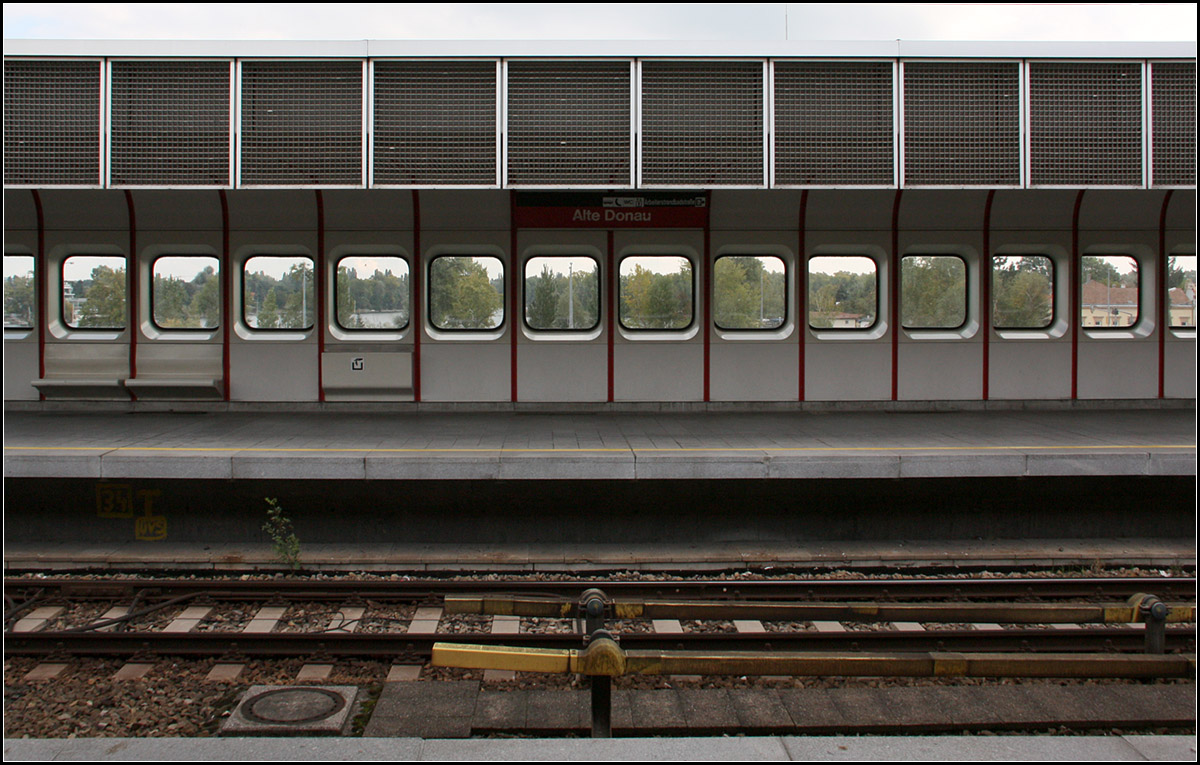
[
  {"left": 4, "top": 408, "right": 1195, "bottom": 482},
  {"left": 4, "top": 735, "right": 1197, "bottom": 761},
  {"left": 4, "top": 537, "right": 1194, "bottom": 573},
  {"left": 362, "top": 682, "right": 1197, "bottom": 738}
]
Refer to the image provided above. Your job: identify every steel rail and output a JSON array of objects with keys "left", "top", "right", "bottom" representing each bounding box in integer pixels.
[
  {"left": 5, "top": 576, "right": 1196, "bottom": 603},
  {"left": 4, "top": 625, "right": 1194, "bottom": 658},
  {"left": 444, "top": 595, "right": 1196, "bottom": 624}
]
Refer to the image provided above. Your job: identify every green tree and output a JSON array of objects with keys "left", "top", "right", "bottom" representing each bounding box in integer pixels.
[
  {"left": 554, "top": 267, "right": 598, "bottom": 329},
  {"left": 992, "top": 257, "right": 1052, "bottom": 328},
  {"left": 1082, "top": 256, "right": 1137, "bottom": 288},
  {"left": 901, "top": 256, "right": 965, "bottom": 328},
  {"left": 4, "top": 273, "right": 35, "bottom": 328},
  {"left": 336, "top": 265, "right": 360, "bottom": 327},
  {"left": 258, "top": 287, "right": 280, "bottom": 329},
  {"left": 526, "top": 263, "right": 560, "bottom": 329},
  {"left": 187, "top": 266, "right": 220, "bottom": 328},
  {"left": 430, "top": 257, "right": 502, "bottom": 329},
  {"left": 153, "top": 274, "right": 189, "bottom": 327},
  {"left": 78, "top": 266, "right": 127, "bottom": 328},
  {"left": 620, "top": 261, "right": 692, "bottom": 329}
]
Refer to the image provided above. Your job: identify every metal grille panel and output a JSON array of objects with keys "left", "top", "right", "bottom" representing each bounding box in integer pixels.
[
  {"left": 373, "top": 61, "right": 496, "bottom": 185},
  {"left": 1029, "top": 62, "right": 1142, "bottom": 186},
  {"left": 1151, "top": 62, "right": 1196, "bottom": 186},
  {"left": 641, "top": 62, "right": 763, "bottom": 186},
  {"left": 508, "top": 61, "right": 630, "bottom": 186},
  {"left": 774, "top": 61, "right": 893, "bottom": 185},
  {"left": 110, "top": 61, "right": 230, "bottom": 185},
  {"left": 903, "top": 62, "right": 1019, "bottom": 186},
  {"left": 4, "top": 60, "right": 101, "bottom": 185},
  {"left": 240, "top": 61, "right": 362, "bottom": 185}
]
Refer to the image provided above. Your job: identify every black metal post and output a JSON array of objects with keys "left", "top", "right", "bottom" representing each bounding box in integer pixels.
[{"left": 590, "top": 675, "right": 612, "bottom": 738}]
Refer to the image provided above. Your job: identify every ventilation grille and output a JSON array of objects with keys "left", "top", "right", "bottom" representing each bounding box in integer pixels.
[
  {"left": 903, "top": 62, "right": 1019, "bottom": 186},
  {"left": 1029, "top": 62, "right": 1142, "bottom": 186},
  {"left": 641, "top": 62, "right": 763, "bottom": 185},
  {"left": 240, "top": 61, "right": 362, "bottom": 185},
  {"left": 373, "top": 61, "right": 495, "bottom": 185},
  {"left": 774, "top": 61, "right": 893, "bottom": 185},
  {"left": 1152, "top": 62, "right": 1196, "bottom": 187},
  {"left": 110, "top": 61, "right": 230, "bottom": 185},
  {"left": 4, "top": 60, "right": 100, "bottom": 185},
  {"left": 507, "top": 61, "right": 630, "bottom": 186}
]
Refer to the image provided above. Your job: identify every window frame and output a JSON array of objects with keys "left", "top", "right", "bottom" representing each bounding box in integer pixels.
[
  {"left": 61, "top": 253, "right": 129, "bottom": 331},
  {"left": 1166, "top": 252, "right": 1197, "bottom": 331},
  {"left": 1080, "top": 253, "right": 1141, "bottom": 331},
  {"left": 241, "top": 254, "right": 317, "bottom": 332},
  {"left": 617, "top": 254, "right": 696, "bottom": 332},
  {"left": 899, "top": 253, "right": 969, "bottom": 331},
  {"left": 522, "top": 254, "right": 602, "bottom": 333},
  {"left": 333, "top": 254, "right": 411, "bottom": 333},
  {"left": 806, "top": 254, "right": 880, "bottom": 332},
  {"left": 427, "top": 253, "right": 507, "bottom": 332},
  {"left": 3, "top": 252, "right": 37, "bottom": 332},
  {"left": 711, "top": 253, "right": 788, "bottom": 332},
  {"left": 990, "top": 254, "right": 1055, "bottom": 330},
  {"left": 149, "top": 254, "right": 222, "bottom": 332}
]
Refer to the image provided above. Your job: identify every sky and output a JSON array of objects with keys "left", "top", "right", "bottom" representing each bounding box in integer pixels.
[{"left": 2, "top": 3, "right": 1196, "bottom": 42}]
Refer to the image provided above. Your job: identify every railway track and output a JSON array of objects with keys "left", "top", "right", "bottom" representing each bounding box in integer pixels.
[{"left": 6, "top": 575, "right": 1196, "bottom": 660}]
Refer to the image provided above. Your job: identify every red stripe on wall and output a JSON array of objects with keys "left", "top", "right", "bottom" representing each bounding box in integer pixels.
[
  {"left": 798, "top": 190, "right": 808, "bottom": 402},
  {"left": 981, "top": 190, "right": 996, "bottom": 401},
  {"left": 412, "top": 190, "right": 422, "bottom": 403},
  {"left": 890, "top": 190, "right": 903, "bottom": 402},
  {"left": 1070, "top": 190, "right": 1086, "bottom": 400},
  {"left": 32, "top": 190, "right": 46, "bottom": 400},
  {"left": 124, "top": 190, "right": 138, "bottom": 400},
  {"left": 219, "top": 190, "right": 231, "bottom": 401},
  {"left": 315, "top": 190, "right": 326, "bottom": 403},
  {"left": 1158, "top": 190, "right": 1174, "bottom": 399},
  {"left": 607, "top": 230, "right": 615, "bottom": 403}
]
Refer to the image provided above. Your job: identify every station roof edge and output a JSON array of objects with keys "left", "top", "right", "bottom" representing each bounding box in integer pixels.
[{"left": 3, "top": 38, "right": 1196, "bottom": 59}]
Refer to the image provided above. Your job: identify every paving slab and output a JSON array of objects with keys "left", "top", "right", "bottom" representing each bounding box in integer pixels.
[
  {"left": 677, "top": 688, "right": 740, "bottom": 729},
  {"left": 526, "top": 689, "right": 590, "bottom": 731},
  {"left": 363, "top": 681, "right": 479, "bottom": 738},
  {"left": 474, "top": 689, "right": 529, "bottom": 730},
  {"left": 730, "top": 688, "right": 795, "bottom": 730},
  {"left": 625, "top": 688, "right": 688, "bottom": 732}
]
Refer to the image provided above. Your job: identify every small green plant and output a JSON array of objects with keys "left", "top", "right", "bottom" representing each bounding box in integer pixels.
[{"left": 262, "top": 497, "right": 301, "bottom": 571}]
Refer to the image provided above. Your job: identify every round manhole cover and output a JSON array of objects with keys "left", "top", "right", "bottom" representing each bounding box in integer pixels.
[{"left": 243, "top": 688, "right": 347, "bottom": 725}]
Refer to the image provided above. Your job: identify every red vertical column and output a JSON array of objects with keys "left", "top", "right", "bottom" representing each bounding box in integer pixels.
[
  {"left": 607, "top": 230, "right": 615, "bottom": 403},
  {"left": 32, "top": 190, "right": 46, "bottom": 400},
  {"left": 702, "top": 191, "right": 712, "bottom": 403},
  {"left": 124, "top": 190, "right": 138, "bottom": 399},
  {"left": 411, "top": 190, "right": 422, "bottom": 403},
  {"left": 981, "top": 190, "right": 996, "bottom": 401},
  {"left": 797, "top": 191, "right": 808, "bottom": 402},
  {"left": 219, "top": 190, "right": 231, "bottom": 401},
  {"left": 890, "top": 190, "right": 903, "bottom": 402},
  {"left": 1158, "top": 190, "right": 1174, "bottom": 399},
  {"left": 510, "top": 191, "right": 519, "bottom": 403},
  {"left": 315, "top": 190, "right": 326, "bottom": 402},
  {"left": 1070, "top": 190, "right": 1086, "bottom": 400}
]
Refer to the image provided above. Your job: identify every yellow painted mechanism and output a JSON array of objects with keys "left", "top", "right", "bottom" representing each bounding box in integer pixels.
[{"left": 432, "top": 641, "right": 1196, "bottom": 680}]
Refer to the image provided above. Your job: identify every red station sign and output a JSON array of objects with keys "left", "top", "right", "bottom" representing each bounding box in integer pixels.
[{"left": 513, "top": 192, "right": 709, "bottom": 229}]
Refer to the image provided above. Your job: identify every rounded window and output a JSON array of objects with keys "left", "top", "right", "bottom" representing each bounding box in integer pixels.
[
  {"left": 618, "top": 255, "right": 693, "bottom": 330},
  {"left": 335, "top": 255, "right": 410, "bottom": 331}
]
